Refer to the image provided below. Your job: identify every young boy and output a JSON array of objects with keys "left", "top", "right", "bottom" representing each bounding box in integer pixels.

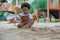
[{"left": 17, "top": 3, "right": 34, "bottom": 28}]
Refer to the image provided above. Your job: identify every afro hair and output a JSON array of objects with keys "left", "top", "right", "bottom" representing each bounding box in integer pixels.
[{"left": 21, "top": 3, "right": 30, "bottom": 10}]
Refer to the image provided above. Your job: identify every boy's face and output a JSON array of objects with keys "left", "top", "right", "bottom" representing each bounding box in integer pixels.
[{"left": 22, "top": 7, "right": 29, "bottom": 14}]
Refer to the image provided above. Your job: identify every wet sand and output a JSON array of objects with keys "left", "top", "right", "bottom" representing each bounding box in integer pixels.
[{"left": 0, "top": 21, "right": 60, "bottom": 40}]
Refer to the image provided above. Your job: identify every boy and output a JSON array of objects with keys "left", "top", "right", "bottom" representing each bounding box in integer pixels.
[{"left": 17, "top": 3, "right": 34, "bottom": 28}]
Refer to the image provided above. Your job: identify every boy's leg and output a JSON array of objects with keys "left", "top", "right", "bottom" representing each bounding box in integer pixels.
[{"left": 25, "top": 21, "right": 34, "bottom": 28}]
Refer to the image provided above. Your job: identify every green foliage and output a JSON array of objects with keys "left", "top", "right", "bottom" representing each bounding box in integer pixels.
[
  {"left": 29, "top": 5, "right": 34, "bottom": 13},
  {"left": 0, "top": 12, "right": 4, "bottom": 20},
  {"left": 12, "top": 0, "right": 16, "bottom": 5},
  {"left": 0, "top": 12, "right": 4, "bottom": 17},
  {"left": 31, "top": 0, "right": 47, "bottom": 10}
]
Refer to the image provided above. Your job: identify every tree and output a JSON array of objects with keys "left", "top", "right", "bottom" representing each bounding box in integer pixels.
[
  {"left": 36, "top": 0, "right": 47, "bottom": 9},
  {"left": 31, "top": 0, "right": 47, "bottom": 10}
]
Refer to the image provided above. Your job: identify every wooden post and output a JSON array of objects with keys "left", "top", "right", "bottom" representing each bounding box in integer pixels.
[
  {"left": 46, "top": 0, "right": 50, "bottom": 22},
  {"left": 59, "top": 0, "right": 60, "bottom": 22},
  {"left": 59, "top": 11, "right": 60, "bottom": 21}
]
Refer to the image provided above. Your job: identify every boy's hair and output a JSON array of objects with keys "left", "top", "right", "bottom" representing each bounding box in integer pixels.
[{"left": 21, "top": 3, "right": 30, "bottom": 10}]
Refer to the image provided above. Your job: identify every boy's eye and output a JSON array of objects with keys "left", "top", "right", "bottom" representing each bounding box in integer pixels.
[
  {"left": 23, "top": 9, "right": 28, "bottom": 11},
  {"left": 22, "top": 7, "right": 28, "bottom": 11}
]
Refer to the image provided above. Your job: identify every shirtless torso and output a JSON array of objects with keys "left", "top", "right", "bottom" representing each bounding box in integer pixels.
[{"left": 17, "top": 13, "right": 33, "bottom": 28}]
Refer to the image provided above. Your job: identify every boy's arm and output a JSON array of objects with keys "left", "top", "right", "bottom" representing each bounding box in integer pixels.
[
  {"left": 25, "top": 19, "right": 34, "bottom": 27},
  {"left": 24, "top": 14, "right": 34, "bottom": 27}
]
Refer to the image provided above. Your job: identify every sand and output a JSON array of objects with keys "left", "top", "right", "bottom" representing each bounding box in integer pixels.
[{"left": 0, "top": 21, "right": 60, "bottom": 40}]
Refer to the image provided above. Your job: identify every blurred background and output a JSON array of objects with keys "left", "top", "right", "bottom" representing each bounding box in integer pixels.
[{"left": 0, "top": 0, "right": 59, "bottom": 22}]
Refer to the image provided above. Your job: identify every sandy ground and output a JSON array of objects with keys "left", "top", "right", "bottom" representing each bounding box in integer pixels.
[{"left": 0, "top": 21, "right": 60, "bottom": 40}]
